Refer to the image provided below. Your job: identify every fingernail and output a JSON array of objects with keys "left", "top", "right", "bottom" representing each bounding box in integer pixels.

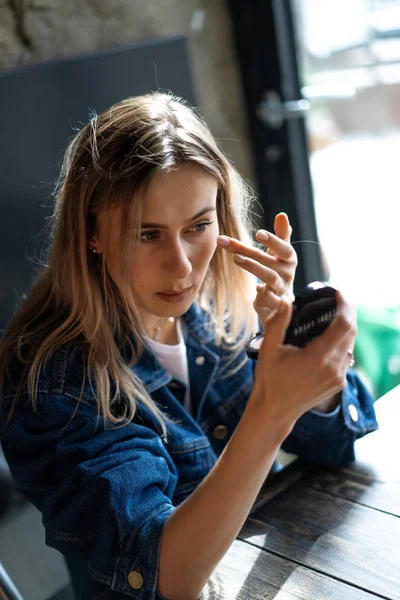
[
  {"left": 256, "top": 230, "right": 269, "bottom": 242},
  {"left": 233, "top": 253, "right": 246, "bottom": 263},
  {"left": 217, "top": 235, "right": 230, "bottom": 246}
]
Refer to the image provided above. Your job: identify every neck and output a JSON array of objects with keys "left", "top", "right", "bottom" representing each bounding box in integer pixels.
[{"left": 147, "top": 316, "right": 178, "bottom": 345}]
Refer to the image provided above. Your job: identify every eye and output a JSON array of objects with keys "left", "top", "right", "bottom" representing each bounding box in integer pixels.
[
  {"left": 140, "top": 231, "right": 159, "bottom": 243},
  {"left": 140, "top": 220, "right": 214, "bottom": 243},
  {"left": 187, "top": 220, "right": 214, "bottom": 233}
]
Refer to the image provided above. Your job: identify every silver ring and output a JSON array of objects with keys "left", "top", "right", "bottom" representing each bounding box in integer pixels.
[{"left": 347, "top": 348, "right": 355, "bottom": 368}]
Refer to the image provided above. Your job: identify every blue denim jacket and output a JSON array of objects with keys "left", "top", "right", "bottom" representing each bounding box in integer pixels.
[{"left": 0, "top": 302, "right": 378, "bottom": 599}]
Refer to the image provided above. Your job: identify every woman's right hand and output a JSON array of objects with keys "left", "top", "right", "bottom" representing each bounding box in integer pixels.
[{"left": 249, "top": 290, "right": 357, "bottom": 434}]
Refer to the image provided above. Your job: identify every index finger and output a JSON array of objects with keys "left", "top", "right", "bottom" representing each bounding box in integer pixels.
[{"left": 216, "top": 234, "right": 294, "bottom": 267}]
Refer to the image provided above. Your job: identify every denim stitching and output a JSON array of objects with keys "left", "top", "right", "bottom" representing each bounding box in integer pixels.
[
  {"left": 168, "top": 441, "right": 211, "bottom": 455},
  {"left": 46, "top": 527, "right": 96, "bottom": 541},
  {"left": 200, "top": 377, "right": 252, "bottom": 432},
  {"left": 53, "top": 345, "right": 70, "bottom": 394}
]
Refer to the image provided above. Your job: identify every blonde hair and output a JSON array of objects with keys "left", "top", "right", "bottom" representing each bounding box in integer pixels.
[{"left": 0, "top": 92, "right": 258, "bottom": 437}]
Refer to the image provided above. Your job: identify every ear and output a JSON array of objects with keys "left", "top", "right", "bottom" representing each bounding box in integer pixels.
[
  {"left": 87, "top": 214, "right": 102, "bottom": 254},
  {"left": 88, "top": 243, "right": 102, "bottom": 254},
  {"left": 87, "top": 235, "right": 102, "bottom": 254}
]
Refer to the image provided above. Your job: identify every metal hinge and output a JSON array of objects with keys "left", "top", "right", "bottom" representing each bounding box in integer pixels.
[{"left": 257, "top": 90, "right": 310, "bottom": 129}]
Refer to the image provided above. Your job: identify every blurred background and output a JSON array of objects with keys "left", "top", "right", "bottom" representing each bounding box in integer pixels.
[{"left": 0, "top": 1, "right": 399, "bottom": 598}]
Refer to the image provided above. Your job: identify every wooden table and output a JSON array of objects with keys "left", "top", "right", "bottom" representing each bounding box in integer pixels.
[{"left": 202, "top": 386, "right": 400, "bottom": 599}]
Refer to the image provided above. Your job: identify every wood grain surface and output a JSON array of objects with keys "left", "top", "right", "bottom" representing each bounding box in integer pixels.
[
  {"left": 241, "top": 480, "right": 400, "bottom": 599},
  {"left": 201, "top": 538, "right": 381, "bottom": 599},
  {"left": 217, "top": 386, "right": 400, "bottom": 600}
]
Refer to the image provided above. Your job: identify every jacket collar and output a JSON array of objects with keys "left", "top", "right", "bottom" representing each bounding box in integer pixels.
[{"left": 181, "top": 302, "right": 215, "bottom": 344}]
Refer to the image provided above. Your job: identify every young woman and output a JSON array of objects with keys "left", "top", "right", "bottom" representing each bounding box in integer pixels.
[{"left": 0, "top": 93, "right": 377, "bottom": 600}]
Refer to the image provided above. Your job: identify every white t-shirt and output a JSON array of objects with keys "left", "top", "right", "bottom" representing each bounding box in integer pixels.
[{"left": 146, "top": 319, "right": 192, "bottom": 414}]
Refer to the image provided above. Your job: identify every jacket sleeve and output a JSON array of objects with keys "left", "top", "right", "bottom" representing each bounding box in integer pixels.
[
  {"left": 281, "top": 370, "right": 379, "bottom": 466},
  {"left": 2, "top": 392, "right": 177, "bottom": 599}
]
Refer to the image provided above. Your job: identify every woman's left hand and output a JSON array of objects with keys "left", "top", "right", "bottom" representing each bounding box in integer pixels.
[{"left": 216, "top": 213, "right": 298, "bottom": 323}]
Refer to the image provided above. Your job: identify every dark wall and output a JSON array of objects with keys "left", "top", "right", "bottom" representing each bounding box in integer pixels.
[{"left": 0, "top": 36, "right": 196, "bottom": 334}]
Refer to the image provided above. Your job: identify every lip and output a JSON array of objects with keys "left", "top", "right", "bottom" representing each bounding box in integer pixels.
[
  {"left": 158, "top": 287, "right": 192, "bottom": 295},
  {"left": 156, "top": 286, "right": 193, "bottom": 303}
]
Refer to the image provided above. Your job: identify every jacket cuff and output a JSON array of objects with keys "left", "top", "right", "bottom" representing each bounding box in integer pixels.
[
  {"left": 296, "top": 370, "right": 378, "bottom": 439},
  {"left": 340, "top": 369, "right": 379, "bottom": 436},
  {"left": 96, "top": 503, "right": 175, "bottom": 599},
  {"left": 282, "top": 371, "right": 378, "bottom": 466}
]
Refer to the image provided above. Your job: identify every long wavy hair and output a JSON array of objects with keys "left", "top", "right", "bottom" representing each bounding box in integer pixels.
[{"left": 0, "top": 92, "right": 258, "bottom": 437}]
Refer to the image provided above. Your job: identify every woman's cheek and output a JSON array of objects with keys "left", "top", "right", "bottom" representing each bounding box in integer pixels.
[{"left": 203, "top": 229, "right": 219, "bottom": 262}]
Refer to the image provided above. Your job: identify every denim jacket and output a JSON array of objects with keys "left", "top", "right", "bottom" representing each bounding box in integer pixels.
[{"left": 0, "top": 302, "right": 378, "bottom": 599}]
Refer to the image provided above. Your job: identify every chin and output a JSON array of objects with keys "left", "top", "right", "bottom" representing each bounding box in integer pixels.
[{"left": 163, "top": 300, "right": 195, "bottom": 317}]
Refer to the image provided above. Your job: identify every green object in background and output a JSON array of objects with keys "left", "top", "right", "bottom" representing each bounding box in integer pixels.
[{"left": 355, "top": 305, "right": 400, "bottom": 400}]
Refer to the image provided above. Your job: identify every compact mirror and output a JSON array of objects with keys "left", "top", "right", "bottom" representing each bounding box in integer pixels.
[{"left": 245, "top": 281, "right": 337, "bottom": 360}]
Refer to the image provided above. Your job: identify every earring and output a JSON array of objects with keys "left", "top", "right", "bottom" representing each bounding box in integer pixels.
[{"left": 92, "top": 248, "right": 97, "bottom": 254}]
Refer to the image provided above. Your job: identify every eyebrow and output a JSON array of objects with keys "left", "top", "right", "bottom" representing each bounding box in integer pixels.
[{"left": 141, "top": 206, "right": 216, "bottom": 229}]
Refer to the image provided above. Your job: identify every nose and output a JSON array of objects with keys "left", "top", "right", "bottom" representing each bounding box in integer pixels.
[{"left": 162, "top": 239, "right": 193, "bottom": 279}]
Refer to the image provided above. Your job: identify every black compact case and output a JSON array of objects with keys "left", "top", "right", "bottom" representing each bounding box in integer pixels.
[{"left": 245, "top": 281, "right": 337, "bottom": 360}]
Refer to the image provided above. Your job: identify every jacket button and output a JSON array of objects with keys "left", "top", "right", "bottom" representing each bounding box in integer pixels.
[
  {"left": 213, "top": 424, "right": 228, "bottom": 440},
  {"left": 349, "top": 404, "right": 359, "bottom": 422},
  {"left": 195, "top": 356, "right": 205, "bottom": 365},
  {"left": 128, "top": 570, "right": 143, "bottom": 589}
]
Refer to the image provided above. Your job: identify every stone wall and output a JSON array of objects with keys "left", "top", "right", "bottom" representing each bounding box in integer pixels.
[{"left": 0, "top": 0, "right": 255, "bottom": 184}]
